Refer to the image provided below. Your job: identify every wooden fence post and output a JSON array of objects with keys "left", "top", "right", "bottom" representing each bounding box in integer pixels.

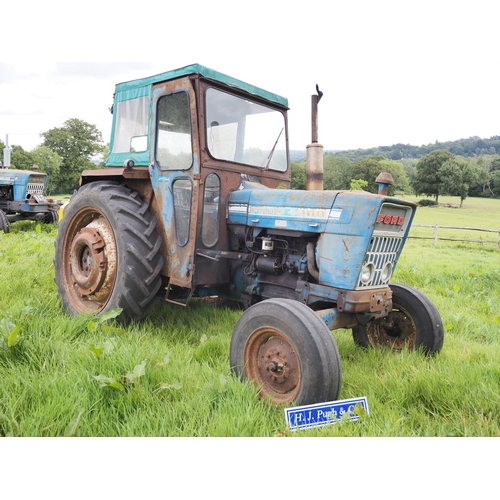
[{"left": 409, "top": 223, "right": 498, "bottom": 249}]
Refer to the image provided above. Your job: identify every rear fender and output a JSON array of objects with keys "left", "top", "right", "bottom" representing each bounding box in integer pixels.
[{"left": 79, "top": 168, "right": 170, "bottom": 276}]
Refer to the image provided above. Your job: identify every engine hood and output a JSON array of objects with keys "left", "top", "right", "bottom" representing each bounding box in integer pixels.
[
  {"left": 227, "top": 182, "right": 416, "bottom": 236},
  {"left": 227, "top": 182, "right": 341, "bottom": 233}
]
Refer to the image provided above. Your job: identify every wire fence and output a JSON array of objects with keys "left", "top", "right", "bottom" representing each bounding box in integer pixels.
[{"left": 408, "top": 224, "right": 500, "bottom": 251}]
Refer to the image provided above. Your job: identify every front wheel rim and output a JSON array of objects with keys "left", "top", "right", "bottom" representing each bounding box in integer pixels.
[
  {"left": 366, "top": 305, "right": 417, "bottom": 349},
  {"left": 244, "top": 327, "right": 301, "bottom": 404}
]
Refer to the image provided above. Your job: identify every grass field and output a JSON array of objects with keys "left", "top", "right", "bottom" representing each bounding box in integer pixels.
[
  {"left": 0, "top": 197, "right": 499, "bottom": 438},
  {"left": 404, "top": 195, "right": 500, "bottom": 247}
]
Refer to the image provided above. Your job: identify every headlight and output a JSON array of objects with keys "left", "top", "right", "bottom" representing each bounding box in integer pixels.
[
  {"left": 360, "top": 263, "right": 375, "bottom": 284},
  {"left": 380, "top": 262, "right": 393, "bottom": 283}
]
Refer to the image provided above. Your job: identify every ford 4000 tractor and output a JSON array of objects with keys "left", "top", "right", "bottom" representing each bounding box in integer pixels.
[
  {"left": 0, "top": 166, "right": 59, "bottom": 233},
  {"left": 54, "top": 64, "right": 443, "bottom": 405}
]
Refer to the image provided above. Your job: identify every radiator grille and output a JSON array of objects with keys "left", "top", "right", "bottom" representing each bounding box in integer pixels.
[
  {"left": 357, "top": 236, "right": 403, "bottom": 288},
  {"left": 27, "top": 183, "right": 45, "bottom": 196}
]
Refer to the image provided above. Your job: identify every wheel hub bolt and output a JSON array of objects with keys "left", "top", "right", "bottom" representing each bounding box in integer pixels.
[{"left": 269, "top": 361, "right": 284, "bottom": 373}]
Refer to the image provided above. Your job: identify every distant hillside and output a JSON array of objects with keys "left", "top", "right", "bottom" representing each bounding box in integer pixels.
[{"left": 327, "top": 136, "right": 500, "bottom": 162}]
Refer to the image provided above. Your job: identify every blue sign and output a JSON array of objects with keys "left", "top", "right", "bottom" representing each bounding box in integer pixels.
[{"left": 284, "top": 397, "right": 369, "bottom": 431}]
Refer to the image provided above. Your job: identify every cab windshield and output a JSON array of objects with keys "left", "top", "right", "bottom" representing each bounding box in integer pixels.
[{"left": 205, "top": 88, "right": 287, "bottom": 172}]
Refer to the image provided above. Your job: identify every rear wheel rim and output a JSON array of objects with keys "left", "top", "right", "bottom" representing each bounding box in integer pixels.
[{"left": 62, "top": 208, "right": 117, "bottom": 314}]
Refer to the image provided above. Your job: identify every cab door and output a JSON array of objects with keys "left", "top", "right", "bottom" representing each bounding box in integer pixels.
[{"left": 149, "top": 76, "right": 200, "bottom": 293}]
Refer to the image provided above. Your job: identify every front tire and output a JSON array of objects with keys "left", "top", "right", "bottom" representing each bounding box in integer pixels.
[
  {"left": 352, "top": 283, "right": 444, "bottom": 354},
  {"left": 54, "top": 181, "right": 164, "bottom": 322},
  {"left": 44, "top": 210, "right": 59, "bottom": 224},
  {"left": 0, "top": 209, "right": 9, "bottom": 233},
  {"left": 230, "top": 298, "right": 342, "bottom": 406}
]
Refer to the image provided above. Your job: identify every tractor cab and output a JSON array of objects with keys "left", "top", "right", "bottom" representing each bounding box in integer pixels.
[{"left": 81, "top": 64, "right": 291, "bottom": 298}]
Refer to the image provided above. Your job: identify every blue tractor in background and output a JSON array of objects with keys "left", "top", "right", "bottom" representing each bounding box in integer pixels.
[
  {"left": 0, "top": 156, "right": 59, "bottom": 233},
  {"left": 54, "top": 64, "right": 444, "bottom": 406}
]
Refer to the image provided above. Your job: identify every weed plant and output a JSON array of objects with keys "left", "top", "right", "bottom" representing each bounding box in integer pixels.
[{"left": 0, "top": 201, "right": 499, "bottom": 437}]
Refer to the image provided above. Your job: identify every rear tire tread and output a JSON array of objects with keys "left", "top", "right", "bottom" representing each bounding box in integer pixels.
[{"left": 55, "top": 181, "right": 164, "bottom": 322}]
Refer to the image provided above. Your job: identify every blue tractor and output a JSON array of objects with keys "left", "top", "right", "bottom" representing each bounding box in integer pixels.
[
  {"left": 0, "top": 166, "right": 59, "bottom": 233},
  {"left": 54, "top": 64, "right": 443, "bottom": 406}
]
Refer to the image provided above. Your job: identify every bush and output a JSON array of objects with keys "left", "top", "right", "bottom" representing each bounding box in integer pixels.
[{"left": 418, "top": 199, "right": 438, "bottom": 207}]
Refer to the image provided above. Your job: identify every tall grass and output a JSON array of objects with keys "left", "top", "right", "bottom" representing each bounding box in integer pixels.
[{"left": 0, "top": 198, "right": 499, "bottom": 437}]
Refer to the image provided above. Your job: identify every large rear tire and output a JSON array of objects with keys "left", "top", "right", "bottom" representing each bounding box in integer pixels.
[
  {"left": 230, "top": 298, "right": 342, "bottom": 406},
  {"left": 352, "top": 283, "right": 444, "bottom": 354},
  {"left": 54, "top": 181, "right": 164, "bottom": 323}
]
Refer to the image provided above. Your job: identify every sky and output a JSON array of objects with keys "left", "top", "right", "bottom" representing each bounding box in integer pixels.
[{"left": 1, "top": 1, "right": 498, "bottom": 155}]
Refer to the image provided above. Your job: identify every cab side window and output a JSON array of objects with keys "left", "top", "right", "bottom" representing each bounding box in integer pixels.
[
  {"left": 156, "top": 92, "right": 192, "bottom": 170},
  {"left": 201, "top": 173, "right": 220, "bottom": 247},
  {"left": 173, "top": 179, "right": 192, "bottom": 246}
]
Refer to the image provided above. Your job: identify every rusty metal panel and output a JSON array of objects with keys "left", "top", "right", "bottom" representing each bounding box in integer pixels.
[
  {"left": 80, "top": 167, "right": 150, "bottom": 186},
  {"left": 149, "top": 77, "right": 201, "bottom": 291},
  {"left": 337, "top": 288, "right": 392, "bottom": 314}
]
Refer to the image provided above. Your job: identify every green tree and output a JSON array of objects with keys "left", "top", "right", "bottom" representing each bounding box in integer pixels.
[
  {"left": 378, "top": 159, "right": 411, "bottom": 194},
  {"left": 40, "top": 118, "right": 104, "bottom": 193},
  {"left": 351, "top": 157, "right": 385, "bottom": 194},
  {"left": 469, "top": 155, "right": 500, "bottom": 197},
  {"left": 98, "top": 144, "right": 110, "bottom": 168},
  {"left": 439, "top": 158, "right": 490, "bottom": 207},
  {"left": 323, "top": 154, "right": 353, "bottom": 190},
  {"left": 10, "top": 145, "right": 35, "bottom": 170},
  {"left": 350, "top": 179, "right": 368, "bottom": 190},
  {"left": 412, "top": 150, "right": 455, "bottom": 203},
  {"left": 291, "top": 155, "right": 355, "bottom": 191},
  {"left": 350, "top": 157, "right": 410, "bottom": 195},
  {"left": 31, "top": 145, "right": 62, "bottom": 195},
  {"left": 290, "top": 161, "right": 306, "bottom": 190},
  {"left": 491, "top": 170, "right": 500, "bottom": 197},
  {"left": 400, "top": 159, "right": 418, "bottom": 185}
]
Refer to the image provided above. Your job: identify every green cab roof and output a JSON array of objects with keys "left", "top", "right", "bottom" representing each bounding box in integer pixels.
[{"left": 114, "top": 63, "right": 289, "bottom": 108}]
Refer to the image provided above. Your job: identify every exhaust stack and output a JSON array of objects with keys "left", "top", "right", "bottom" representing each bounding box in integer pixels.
[{"left": 306, "top": 85, "right": 324, "bottom": 190}]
